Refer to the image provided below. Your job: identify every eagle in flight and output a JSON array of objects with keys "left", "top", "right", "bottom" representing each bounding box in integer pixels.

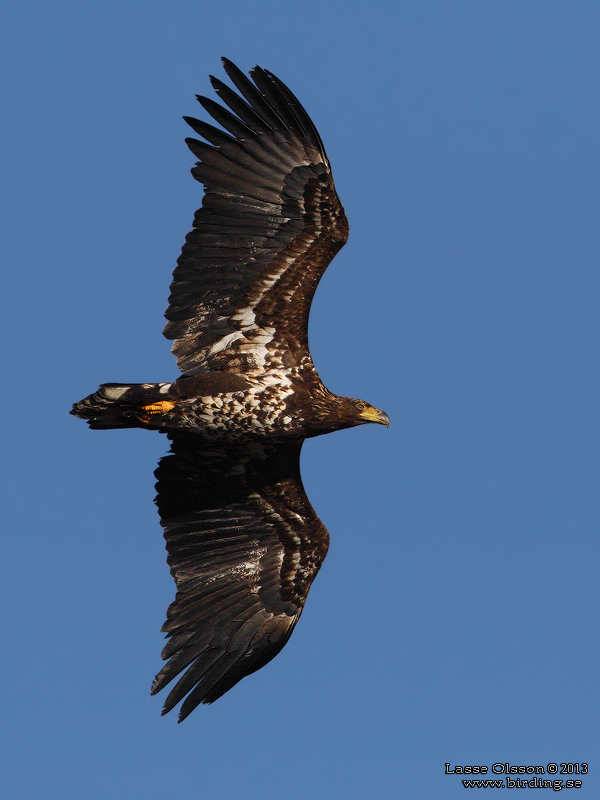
[{"left": 72, "top": 59, "right": 389, "bottom": 721}]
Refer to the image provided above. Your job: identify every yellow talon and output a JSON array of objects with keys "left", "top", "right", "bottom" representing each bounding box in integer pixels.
[
  {"left": 137, "top": 400, "right": 176, "bottom": 423},
  {"left": 141, "top": 401, "right": 176, "bottom": 415}
]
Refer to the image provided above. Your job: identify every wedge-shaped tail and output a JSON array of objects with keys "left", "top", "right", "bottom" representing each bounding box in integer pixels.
[{"left": 71, "top": 383, "right": 170, "bottom": 429}]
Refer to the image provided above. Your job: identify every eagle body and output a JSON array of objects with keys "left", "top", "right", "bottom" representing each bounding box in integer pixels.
[{"left": 72, "top": 59, "right": 388, "bottom": 721}]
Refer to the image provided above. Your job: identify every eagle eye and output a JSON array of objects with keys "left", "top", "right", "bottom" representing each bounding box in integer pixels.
[{"left": 356, "top": 402, "right": 367, "bottom": 411}]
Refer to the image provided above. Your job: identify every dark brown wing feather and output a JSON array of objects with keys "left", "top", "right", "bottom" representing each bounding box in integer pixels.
[
  {"left": 164, "top": 58, "right": 349, "bottom": 375},
  {"left": 151, "top": 434, "right": 329, "bottom": 720}
]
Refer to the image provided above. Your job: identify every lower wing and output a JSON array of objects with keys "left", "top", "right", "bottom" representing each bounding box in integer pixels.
[{"left": 152, "top": 434, "right": 329, "bottom": 720}]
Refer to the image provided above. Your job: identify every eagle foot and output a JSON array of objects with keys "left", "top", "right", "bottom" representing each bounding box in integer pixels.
[{"left": 137, "top": 401, "right": 176, "bottom": 424}]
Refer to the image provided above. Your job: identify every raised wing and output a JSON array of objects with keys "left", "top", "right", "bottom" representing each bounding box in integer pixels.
[
  {"left": 164, "top": 58, "right": 349, "bottom": 375},
  {"left": 152, "top": 435, "right": 329, "bottom": 720}
]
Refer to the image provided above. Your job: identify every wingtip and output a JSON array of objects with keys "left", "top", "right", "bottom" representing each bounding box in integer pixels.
[
  {"left": 222, "top": 57, "right": 254, "bottom": 86},
  {"left": 248, "top": 64, "right": 266, "bottom": 81},
  {"left": 177, "top": 699, "right": 198, "bottom": 722}
]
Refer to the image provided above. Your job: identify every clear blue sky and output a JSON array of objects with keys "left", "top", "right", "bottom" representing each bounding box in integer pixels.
[{"left": 2, "top": 1, "right": 599, "bottom": 798}]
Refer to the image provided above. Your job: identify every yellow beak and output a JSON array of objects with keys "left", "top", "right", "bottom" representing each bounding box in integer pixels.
[{"left": 360, "top": 407, "right": 390, "bottom": 426}]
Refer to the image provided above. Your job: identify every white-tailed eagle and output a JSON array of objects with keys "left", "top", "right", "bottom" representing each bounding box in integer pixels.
[{"left": 72, "top": 59, "right": 388, "bottom": 721}]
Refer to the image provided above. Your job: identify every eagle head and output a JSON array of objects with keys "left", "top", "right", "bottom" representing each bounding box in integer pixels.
[
  {"left": 311, "top": 394, "right": 389, "bottom": 433},
  {"left": 346, "top": 398, "right": 390, "bottom": 428}
]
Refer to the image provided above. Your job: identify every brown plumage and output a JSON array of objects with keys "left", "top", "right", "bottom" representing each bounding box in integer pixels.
[{"left": 71, "top": 58, "right": 388, "bottom": 721}]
